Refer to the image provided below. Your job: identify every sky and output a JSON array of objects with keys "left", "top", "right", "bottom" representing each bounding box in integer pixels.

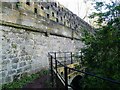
[
  {"left": 56, "top": 0, "right": 90, "bottom": 18},
  {"left": 55, "top": 0, "right": 94, "bottom": 23},
  {"left": 55, "top": 0, "right": 119, "bottom": 23}
]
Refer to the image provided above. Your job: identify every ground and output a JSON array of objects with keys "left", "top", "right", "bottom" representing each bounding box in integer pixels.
[{"left": 22, "top": 74, "right": 50, "bottom": 89}]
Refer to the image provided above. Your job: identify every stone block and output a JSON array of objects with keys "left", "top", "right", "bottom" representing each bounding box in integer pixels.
[
  {"left": 5, "top": 76, "right": 12, "bottom": 83},
  {"left": 17, "top": 68, "right": 22, "bottom": 74},
  {"left": 25, "top": 39, "right": 34, "bottom": 45},
  {"left": 2, "top": 55, "right": 6, "bottom": 60},
  {"left": 12, "top": 58, "right": 19, "bottom": 63},
  {"left": 2, "top": 26, "right": 11, "bottom": 32},
  {"left": 20, "top": 50, "right": 27, "bottom": 56},
  {"left": 1, "top": 65, "right": 7, "bottom": 71},
  {"left": 2, "top": 44, "right": 11, "bottom": 51},
  {"left": 20, "top": 56, "right": 26, "bottom": 61},
  {"left": 19, "top": 62, "right": 26, "bottom": 67},
  {"left": 0, "top": 71, "right": 6, "bottom": 78},
  {"left": 0, "top": 78, "right": 4, "bottom": 84},
  {"left": 2, "top": 60, "right": 10, "bottom": 65},
  {"left": 8, "top": 54, "right": 14, "bottom": 59},
  {"left": 12, "top": 64, "right": 18, "bottom": 69},
  {"left": 27, "top": 60, "right": 32, "bottom": 64},
  {"left": 24, "top": 65, "right": 31, "bottom": 71},
  {"left": 26, "top": 56, "right": 31, "bottom": 61},
  {"left": 13, "top": 74, "right": 21, "bottom": 81},
  {"left": 8, "top": 70, "right": 16, "bottom": 75},
  {"left": 0, "top": 26, "right": 3, "bottom": 30}
]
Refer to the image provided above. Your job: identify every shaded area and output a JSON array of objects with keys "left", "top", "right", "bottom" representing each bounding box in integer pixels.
[
  {"left": 22, "top": 74, "right": 50, "bottom": 89},
  {"left": 71, "top": 75, "right": 83, "bottom": 90}
]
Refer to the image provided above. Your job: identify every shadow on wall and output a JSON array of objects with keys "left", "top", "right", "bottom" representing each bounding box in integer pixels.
[{"left": 70, "top": 75, "right": 83, "bottom": 90}]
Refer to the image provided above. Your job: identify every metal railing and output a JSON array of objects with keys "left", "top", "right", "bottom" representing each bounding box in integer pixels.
[{"left": 48, "top": 52, "right": 120, "bottom": 90}]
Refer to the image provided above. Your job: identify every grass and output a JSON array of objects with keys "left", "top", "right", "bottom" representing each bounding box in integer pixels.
[{"left": 2, "top": 69, "right": 49, "bottom": 89}]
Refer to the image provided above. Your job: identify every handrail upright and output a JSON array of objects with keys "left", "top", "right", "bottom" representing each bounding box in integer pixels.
[{"left": 64, "top": 66, "right": 68, "bottom": 90}]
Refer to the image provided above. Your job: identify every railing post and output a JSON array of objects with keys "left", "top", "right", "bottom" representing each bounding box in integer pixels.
[
  {"left": 54, "top": 52, "right": 56, "bottom": 60},
  {"left": 54, "top": 52, "right": 57, "bottom": 72},
  {"left": 64, "top": 66, "right": 68, "bottom": 90},
  {"left": 54, "top": 52, "right": 58, "bottom": 88},
  {"left": 71, "top": 52, "right": 73, "bottom": 64},
  {"left": 55, "top": 59, "right": 57, "bottom": 73},
  {"left": 64, "top": 53, "right": 66, "bottom": 65},
  {"left": 50, "top": 55, "right": 54, "bottom": 87},
  {"left": 81, "top": 51, "right": 82, "bottom": 61}
]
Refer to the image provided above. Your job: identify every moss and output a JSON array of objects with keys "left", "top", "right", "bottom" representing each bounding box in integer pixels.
[
  {"left": 2, "top": 69, "right": 49, "bottom": 89},
  {"left": 74, "top": 64, "right": 81, "bottom": 70},
  {"left": 11, "top": 43, "right": 17, "bottom": 49},
  {"left": 48, "top": 27, "right": 52, "bottom": 30}
]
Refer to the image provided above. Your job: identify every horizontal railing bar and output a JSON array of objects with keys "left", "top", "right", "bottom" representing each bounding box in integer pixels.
[
  {"left": 48, "top": 52, "right": 120, "bottom": 88},
  {"left": 49, "top": 56, "right": 82, "bottom": 60},
  {"left": 56, "top": 60, "right": 65, "bottom": 67},
  {"left": 55, "top": 56, "right": 82, "bottom": 58},
  {"left": 68, "top": 67, "right": 120, "bottom": 84},
  {"left": 49, "top": 51, "right": 82, "bottom": 53},
  {"left": 49, "top": 52, "right": 72, "bottom": 54}
]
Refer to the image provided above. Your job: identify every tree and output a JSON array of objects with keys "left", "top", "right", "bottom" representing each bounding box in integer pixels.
[{"left": 80, "top": 1, "right": 120, "bottom": 89}]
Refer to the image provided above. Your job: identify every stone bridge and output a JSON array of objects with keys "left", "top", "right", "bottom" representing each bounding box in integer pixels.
[
  {"left": 48, "top": 52, "right": 120, "bottom": 90},
  {"left": 48, "top": 52, "right": 85, "bottom": 89},
  {"left": 57, "top": 62, "right": 85, "bottom": 86}
]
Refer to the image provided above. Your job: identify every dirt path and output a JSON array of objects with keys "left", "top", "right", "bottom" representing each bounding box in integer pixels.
[{"left": 22, "top": 74, "right": 50, "bottom": 89}]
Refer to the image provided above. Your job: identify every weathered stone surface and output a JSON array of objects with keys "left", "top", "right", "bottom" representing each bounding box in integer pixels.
[
  {"left": 26, "top": 56, "right": 31, "bottom": 61},
  {"left": 0, "top": 78, "right": 4, "bottom": 84},
  {"left": 12, "top": 64, "right": 18, "bottom": 69},
  {"left": 0, "top": 21, "right": 83, "bottom": 84},
  {"left": 0, "top": 71, "right": 6, "bottom": 78},
  {"left": 20, "top": 56, "right": 26, "bottom": 61},
  {"left": 2, "top": 61, "right": 9, "bottom": 65},
  {"left": 2, "top": 55, "right": 6, "bottom": 60},
  {"left": 12, "top": 58, "right": 19, "bottom": 63},
  {"left": 8, "top": 70, "right": 16, "bottom": 75},
  {"left": 1, "top": 65, "right": 7, "bottom": 71},
  {"left": 11, "top": 43, "right": 17, "bottom": 49},
  {"left": 5, "top": 76, "right": 12, "bottom": 83},
  {"left": 19, "top": 62, "right": 26, "bottom": 67},
  {"left": 24, "top": 65, "right": 31, "bottom": 71},
  {"left": 8, "top": 54, "right": 14, "bottom": 59},
  {"left": 13, "top": 74, "right": 21, "bottom": 81},
  {"left": 17, "top": 68, "right": 22, "bottom": 74}
]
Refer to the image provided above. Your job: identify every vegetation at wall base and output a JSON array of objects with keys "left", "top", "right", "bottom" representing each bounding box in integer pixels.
[
  {"left": 2, "top": 69, "right": 49, "bottom": 89},
  {"left": 79, "top": 1, "right": 120, "bottom": 89}
]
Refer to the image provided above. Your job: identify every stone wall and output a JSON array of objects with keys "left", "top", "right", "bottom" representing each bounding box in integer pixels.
[
  {"left": 0, "top": 24, "right": 84, "bottom": 84},
  {"left": 1, "top": 1, "right": 93, "bottom": 32},
  {"left": 0, "top": 1, "right": 89, "bottom": 84},
  {"left": 1, "top": 3, "right": 77, "bottom": 39},
  {"left": 1, "top": 1, "right": 94, "bottom": 35}
]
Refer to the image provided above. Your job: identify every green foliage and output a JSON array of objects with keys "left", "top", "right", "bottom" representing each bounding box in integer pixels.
[
  {"left": 89, "top": 1, "right": 120, "bottom": 27},
  {"left": 80, "top": 1, "right": 120, "bottom": 89},
  {"left": 2, "top": 70, "right": 49, "bottom": 89},
  {"left": 11, "top": 43, "right": 17, "bottom": 49}
]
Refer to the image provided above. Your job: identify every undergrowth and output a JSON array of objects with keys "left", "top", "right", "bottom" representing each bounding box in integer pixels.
[{"left": 2, "top": 69, "right": 49, "bottom": 89}]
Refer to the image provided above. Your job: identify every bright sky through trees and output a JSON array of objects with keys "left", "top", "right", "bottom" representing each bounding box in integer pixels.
[{"left": 56, "top": 0, "right": 119, "bottom": 24}]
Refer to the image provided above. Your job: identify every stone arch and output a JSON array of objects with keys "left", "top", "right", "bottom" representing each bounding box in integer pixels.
[{"left": 70, "top": 75, "right": 83, "bottom": 90}]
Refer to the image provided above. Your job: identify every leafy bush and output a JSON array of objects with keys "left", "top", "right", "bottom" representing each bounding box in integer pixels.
[{"left": 80, "top": 1, "right": 120, "bottom": 89}]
